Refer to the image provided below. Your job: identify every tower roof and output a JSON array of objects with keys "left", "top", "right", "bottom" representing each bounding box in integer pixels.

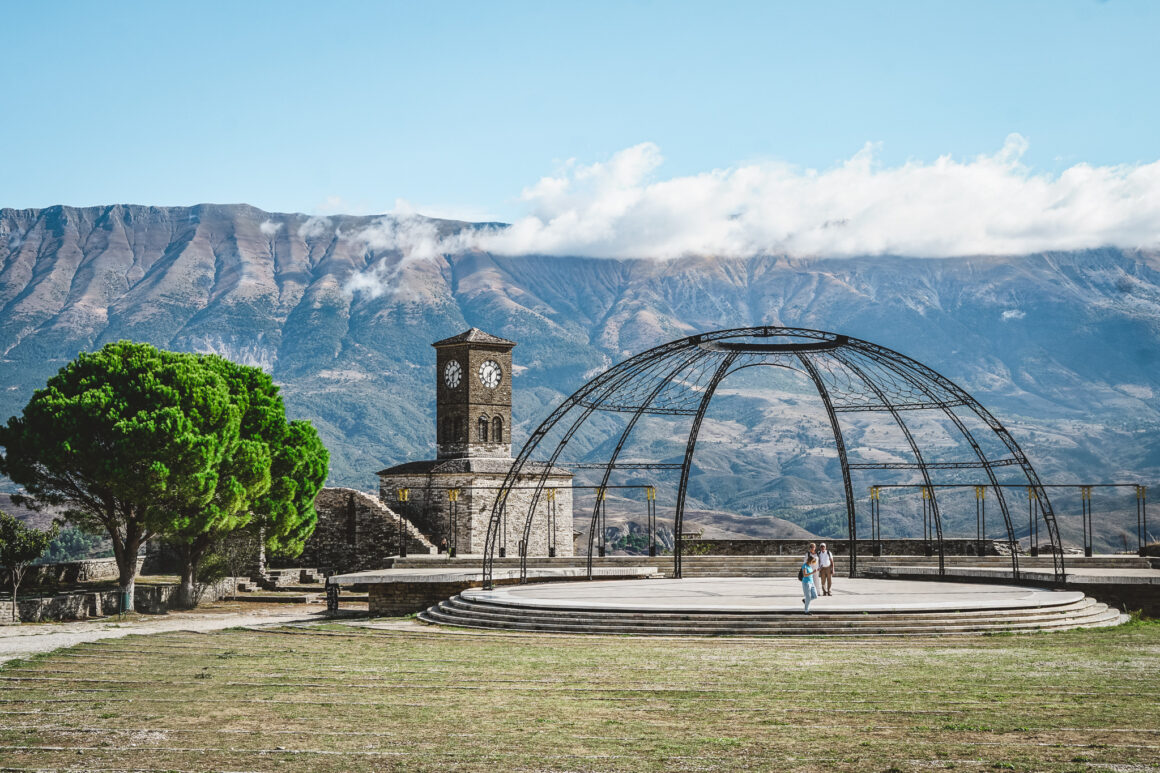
[{"left": 432, "top": 327, "right": 516, "bottom": 348}]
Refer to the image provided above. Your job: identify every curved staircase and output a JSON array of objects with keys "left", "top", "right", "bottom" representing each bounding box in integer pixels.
[{"left": 419, "top": 591, "right": 1126, "bottom": 636}]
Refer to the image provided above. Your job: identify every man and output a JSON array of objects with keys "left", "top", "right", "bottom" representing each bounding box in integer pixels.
[{"left": 817, "top": 542, "right": 834, "bottom": 596}]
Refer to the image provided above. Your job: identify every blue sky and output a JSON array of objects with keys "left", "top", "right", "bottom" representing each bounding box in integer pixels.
[{"left": 2, "top": 0, "right": 1158, "bottom": 234}]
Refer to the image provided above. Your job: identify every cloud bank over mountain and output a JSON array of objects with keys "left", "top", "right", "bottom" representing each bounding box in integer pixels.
[{"left": 348, "top": 136, "right": 1160, "bottom": 268}]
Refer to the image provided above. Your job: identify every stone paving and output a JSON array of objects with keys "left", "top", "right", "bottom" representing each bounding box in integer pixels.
[
  {"left": 0, "top": 604, "right": 329, "bottom": 664},
  {"left": 465, "top": 576, "right": 1087, "bottom": 613}
]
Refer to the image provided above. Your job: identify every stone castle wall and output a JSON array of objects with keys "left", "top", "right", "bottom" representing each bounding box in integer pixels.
[
  {"left": 691, "top": 538, "right": 1005, "bottom": 557},
  {"left": 380, "top": 472, "right": 574, "bottom": 556},
  {"left": 24, "top": 556, "right": 144, "bottom": 585},
  {"left": 299, "top": 488, "right": 436, "bottom": 573}
]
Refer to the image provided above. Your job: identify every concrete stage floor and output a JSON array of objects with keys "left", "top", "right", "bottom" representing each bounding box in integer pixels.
[{"left": 463, "top": 577, "right": 1086, "bottom": 614}]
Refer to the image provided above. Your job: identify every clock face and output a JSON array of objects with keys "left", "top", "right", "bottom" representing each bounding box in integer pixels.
[
  {"left": 443, "top": 360, "right": 462, "bottom": 388},
  {"left": 477, "top": 359, "right": 502, "bottom": 389}
]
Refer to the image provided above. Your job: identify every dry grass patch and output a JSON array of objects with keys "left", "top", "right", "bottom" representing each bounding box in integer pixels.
[{"left": 0, "top": 619, "right": 1157, "bottom": 771}]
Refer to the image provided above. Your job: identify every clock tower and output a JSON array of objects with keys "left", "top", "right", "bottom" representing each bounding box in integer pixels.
[
  {"left": 433, "top": 328, "right": 515, "bottom": 459},
  {"left": 379, "top": 327, "right": 572, "bottom": 558}
]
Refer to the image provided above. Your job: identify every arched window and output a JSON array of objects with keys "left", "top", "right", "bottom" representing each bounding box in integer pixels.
[
  {"left": 478, "top": 416, "right": 489, "bottom": 442},
  {"left": 492, "top": 416, "right": 503, "bottom": 443},
  {"left": 454, "top": 417, "right": 464, "bottom": 441}
]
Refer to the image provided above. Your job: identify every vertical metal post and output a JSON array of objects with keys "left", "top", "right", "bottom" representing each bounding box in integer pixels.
[
  {"left": 395, "top": 488, "right": 409, "bottom": 559},
  {"left": 448, "top": 489, "right": 460, "bottom": 558},
  {"left": 1144, "top": 486, "right": 1150, "bottom": 549},
  {"left": 975, "top": 486, "right": 986, "bottom": 556},
  {"left": 499, "top": 495, "right": 507, "bottom": 558},
  {"left": 647, "top": 486, "right": 657, "bottom": 557},
  {"left": 597, "top": 487, "right": 607, "bottom": 557},
  {"left": 547, "top": 488, "right": 557, "bottom": 558},
  {"left": 1138, "top": 485, "right": 1148, "bottom": 555},
  {"left": 922, "top": 486, "right": 932, "bottom": 557},
  {"left": 1028, "top": 487, "right": 1038, "bottom": 557},
  {"left": 871, "top": 487, "right": 882, "bottom": 557},
  {"left": 1081, "top": 486, "right": 1092, "bottom": 558}
]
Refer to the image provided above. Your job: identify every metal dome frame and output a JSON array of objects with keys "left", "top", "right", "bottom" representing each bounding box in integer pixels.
[{"left": 482, "top": 327, "right": 1064, "bottom": 588}]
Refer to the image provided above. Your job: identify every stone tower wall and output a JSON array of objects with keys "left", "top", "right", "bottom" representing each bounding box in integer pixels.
[{"left": 436, "top": 343, "right": 513, "bottom": 459}]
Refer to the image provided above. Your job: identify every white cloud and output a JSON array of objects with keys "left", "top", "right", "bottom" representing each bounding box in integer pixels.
[
  {"left": 471, "top": 137, "right": 1160, "bottom": 259},
  {"left": 1001, "top": 309, "right": 1026, "bottom": 321},
  {"left": 298, "top": 216, "right": 332, "bottom": 240},
  {"left": 341, "top": 205, "right": 479, "bottom": 299},
  {"left": 259, "top": 219, "right": 283, "bottom": 237},
  {"left": 351, "top": 209, "right": 446, "bottom": 262},
  {"left": 343, "top": 136, "right": 1160, "bottom": 297}
]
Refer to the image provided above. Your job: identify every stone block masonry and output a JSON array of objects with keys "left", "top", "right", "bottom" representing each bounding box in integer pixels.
[
  {"left": 298, "top": 488, "right": 436, "bottom": 574},
  {"left": 0, "top": 583, "right": 197, "bottom": 624},
  {"left": 692, "top": 538, "right": 1005, "bottom": 557},
  {"left": 24, "top": 557, "right": 145, "bottom": 585},
  {"left": 380, "top": 468, "right": 574, "bottom": 557}
]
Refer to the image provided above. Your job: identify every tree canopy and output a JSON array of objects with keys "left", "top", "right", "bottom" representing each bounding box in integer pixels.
[
  {"left": 0, "top": 510, "right": 57, "bottom": 621},
  {"left": 0, "top": 341, "right": 329, "bottom": 610},
  {"left": 170, "top": 355, "right": 328, "bottom": 604}
]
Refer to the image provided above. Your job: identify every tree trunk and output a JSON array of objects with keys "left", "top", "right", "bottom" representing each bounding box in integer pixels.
[
  {"left": 177, "top": 561, "right": 196, "bottom": 609},
  {"left": 118, "top": 572, "right": 136, "bottom": 614},
  {"left": 117, "top": 530, "right": 142, "bottom": 613},
  {"left": 174, "top": 538, "right": 208, "bottom": 609},
  {"left": 9, "top": 568, "right": 16, "bottom": 623}
]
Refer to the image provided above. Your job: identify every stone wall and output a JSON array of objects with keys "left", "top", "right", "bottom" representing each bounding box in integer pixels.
[
  {"left": 0, "top": 582, "right": 195, "bottom": 624},
  {"left": 24, "top": 556, "right": 144, "bottom": 585},
  {"left": 689, "top": 538, "right": 1005, "bottom": 557},
  {"left": 368, "top": 576, "right": 531, "bottom": 616},
  {"left": 298, "top": 488, "right": 436, "bottom": 573},
  {"left": 381, "top": 472, "right": 574, "bottom": 556}
]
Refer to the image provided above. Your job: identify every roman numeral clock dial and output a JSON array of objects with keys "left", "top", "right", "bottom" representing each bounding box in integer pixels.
[
  {"left": 478, "top": 359, "right": 502, "bottom": 389},
  {"left": 443, "top": 360, "right": 461, "bottom": 388}
]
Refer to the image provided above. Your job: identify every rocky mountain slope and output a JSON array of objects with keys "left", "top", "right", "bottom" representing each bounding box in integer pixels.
[{"left": 2, "top": 204, "right": 1157, "bottom": 548}]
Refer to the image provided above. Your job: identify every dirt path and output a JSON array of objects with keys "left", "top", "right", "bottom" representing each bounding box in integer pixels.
[{"left": 0, "top": 603, "right": 331, "bottom": 664}]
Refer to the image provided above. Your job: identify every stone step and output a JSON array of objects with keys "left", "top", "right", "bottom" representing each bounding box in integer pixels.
[
  {"left": 420, "top": 592, "right": 1124, "bottom": 636},
  {"left": 419, "top": 605, "right": 1123, "bottom": 636},
  {"left": 223, "top": 593, "right": 317, "bottom": 604},
  {"left": 427, "top": 604, "right": 1125, "bottom": 632},
  {"left": 440, "top": 591, "right": 1095, "bottom": 617},
  {"left": 438, "top": 596, "right": 1106, "bottom": 627}
]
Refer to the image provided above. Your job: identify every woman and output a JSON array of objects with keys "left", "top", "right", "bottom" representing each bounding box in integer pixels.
[{"left": 800, "top": 554, "right": 819, "bottom": 614}]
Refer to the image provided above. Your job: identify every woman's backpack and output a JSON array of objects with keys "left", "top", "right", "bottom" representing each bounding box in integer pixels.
[{"left": 798, "top": 564, "right": 806, "bottom": 581}]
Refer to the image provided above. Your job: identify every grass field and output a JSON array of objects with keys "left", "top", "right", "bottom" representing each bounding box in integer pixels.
[{"left": 1, "top": 618, "right": 1158, "bottom": 772}]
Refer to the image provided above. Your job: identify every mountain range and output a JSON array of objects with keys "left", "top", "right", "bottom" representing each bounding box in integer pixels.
[{"left": 2, "top": 203, "right": 1157, "bottom": 550}]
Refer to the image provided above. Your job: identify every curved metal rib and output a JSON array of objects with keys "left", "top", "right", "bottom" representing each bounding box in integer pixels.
[
  {"left": 795, "top": 352, "right": 859, "bottom": 578},
  {"left": 846, "top": 338, "right": 1063, "bottom": 581},
  {"left": 848, "top": 345, "right": 1022, "bottom": 579},
  {"left": 672, "top": 352, "right": 739, "bottom": 578},
  {"left": 584, "top": 348, "right": 710, "bottom": 580},
  {"left": 831, "top": 349, "right": 945, "bottom": 575}
]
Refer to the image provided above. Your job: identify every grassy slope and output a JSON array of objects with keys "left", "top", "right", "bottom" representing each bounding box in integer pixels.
[{"left": 0, "top": 621, "right": 1157, "bottom": 771}]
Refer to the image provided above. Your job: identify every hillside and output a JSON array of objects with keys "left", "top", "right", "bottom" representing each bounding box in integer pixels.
[{"left": 2, "top": 203, "right": 1158, "bottom": 548}]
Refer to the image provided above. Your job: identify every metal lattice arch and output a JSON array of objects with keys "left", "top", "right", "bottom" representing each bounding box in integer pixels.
[{"left": 483, "top": 327, "right": 1064, "bottom": 588}]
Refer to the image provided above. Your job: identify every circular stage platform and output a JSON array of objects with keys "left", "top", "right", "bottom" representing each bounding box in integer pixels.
[{"left": 419, "top": 577, "right": 1126, "bottom": 636}]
